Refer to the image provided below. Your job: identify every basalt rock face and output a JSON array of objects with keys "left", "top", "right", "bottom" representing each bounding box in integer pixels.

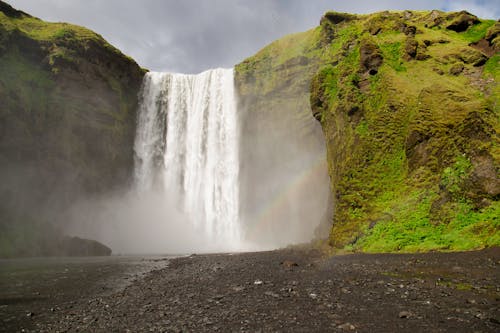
[
  {"left": 309, "top": 10, "right": 499, "bottom": 252},
  {"left": 0, "top": 1, "right": 145, "bottom": 257}
]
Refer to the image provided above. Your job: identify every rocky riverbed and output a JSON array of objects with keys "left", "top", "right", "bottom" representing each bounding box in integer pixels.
[{"left": 1, "top": 248, "right": 499, "bottom": 332}]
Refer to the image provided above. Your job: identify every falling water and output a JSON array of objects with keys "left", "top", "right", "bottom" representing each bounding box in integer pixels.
[{"left": 134, "top": 68, "right": 241, "bottom": 249}]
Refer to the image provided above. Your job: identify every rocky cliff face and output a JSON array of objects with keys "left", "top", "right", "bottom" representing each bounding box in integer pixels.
[
  {"left": 0, "top": 1, "right": 145, "bottom": 256},
  {"left": 237, "top": 10, "right": 499, "bottom": 252},
  {"left": 311, "top": 10, "right": 499, "bottom": 252}
]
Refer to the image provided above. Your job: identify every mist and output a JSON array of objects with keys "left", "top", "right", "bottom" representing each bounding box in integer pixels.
[
  {"left": 238, "top": 97, "right": 330, "bottom": 250},
  {"left": 61, "top": 189, "right": 258, "bottom": 255},
  {"left": 58, "top": 68, "right": 331, "bottom": 255}
]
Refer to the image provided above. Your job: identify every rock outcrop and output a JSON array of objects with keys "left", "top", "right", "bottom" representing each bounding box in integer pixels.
[
  {"left": 0, "top": 1, "right": 145, "bottom": 257},
  {"left": 308, "top": 11, "right": 499, "bottom": 251},
  {"left": 237, "top": 10, "right": 499, "bottom": 252}
]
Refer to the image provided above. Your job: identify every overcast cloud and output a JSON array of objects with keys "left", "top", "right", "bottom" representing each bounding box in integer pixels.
[{"left": 7, "top": 0, "right": 500, "bottom": 73}]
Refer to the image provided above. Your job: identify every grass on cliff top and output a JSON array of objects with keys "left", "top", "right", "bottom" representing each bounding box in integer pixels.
[{"left": 0, "top": 11, "right": 137, "bottom": 64}]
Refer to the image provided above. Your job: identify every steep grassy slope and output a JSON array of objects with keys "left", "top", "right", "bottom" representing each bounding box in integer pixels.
[
  {"left": 312, "top": 10, "right": 499, "bottom": 252},
  {"left": 0, "top": 1, "right": 145, "bottom": 256},
  {"left": 237, "top": 10, "right": 499, "bottom": 252}
]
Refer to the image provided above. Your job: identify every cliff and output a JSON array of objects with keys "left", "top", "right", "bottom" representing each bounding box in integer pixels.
[
  {"left": 235, "top": 28, "right": 331, "bottom": 246},
  {"left": 0, "top": 1, "right": 145, "bottom": 256},
  {"left": 236, "top": 10, "right": 499, "bottom": 252}
]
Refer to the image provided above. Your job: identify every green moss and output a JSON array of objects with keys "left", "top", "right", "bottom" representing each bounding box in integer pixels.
[
  {"left": 441, "top": 155, "right": 472, "bottom": 198},
  {"left": 460, "top": 19, "right": 496, "bottom": 43},
  {"left": 379, "top": 41, "right": 406, "bottom": 72},
  {"left": 305, "top": 10, "right": 500, "bottom": 252},
  {"left": 354, "top": 120, "right": 368, "bottom": 136},
  {"left": 353, "top": 192, "right": 499, "bottom": 253}
]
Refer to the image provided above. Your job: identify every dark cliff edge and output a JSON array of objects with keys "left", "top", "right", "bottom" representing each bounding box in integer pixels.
[
  {"left": 0, "top": 1, "right": 145, "bottom": 257},
  {"left": 237, "top": 10, "right": 499, "bottom": 252}
]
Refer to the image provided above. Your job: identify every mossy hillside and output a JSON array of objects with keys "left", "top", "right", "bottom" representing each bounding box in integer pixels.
[
  {"left": 0, "top": 1, "right": 145, "bottom": 257},
  {"left": 310, "top": 10, "right": 499, "bottom": 252}
]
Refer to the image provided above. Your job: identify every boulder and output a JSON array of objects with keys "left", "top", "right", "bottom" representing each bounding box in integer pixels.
[
  {"left": 61, "top": 236, "right": 112, "bottom": 256},
  {"left": 446, "top": 11, "right": 480, "bottom": 32}
]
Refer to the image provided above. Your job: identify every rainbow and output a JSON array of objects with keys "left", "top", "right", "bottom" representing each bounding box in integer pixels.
[{"left": 244, "top": 153, "right": 328, "bottom": 242}]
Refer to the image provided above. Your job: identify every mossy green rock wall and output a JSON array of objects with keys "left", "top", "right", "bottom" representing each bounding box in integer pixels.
[
  {"left": 0, "top": 2, "right": 145, "bottom": 256},
  {"left": 310, "top": 10, "right": 499, "bottom": 252},
  {"left": 237, "top": 10, "right": 499, "bottom": 252}
]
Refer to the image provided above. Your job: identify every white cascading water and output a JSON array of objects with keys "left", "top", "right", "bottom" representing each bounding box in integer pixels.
[{"left": 134, "top": 68, "right": 241, "bottom": 250}]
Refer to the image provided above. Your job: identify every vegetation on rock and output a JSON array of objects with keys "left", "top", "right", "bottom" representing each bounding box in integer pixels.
[
  {"left": 0, "top": 1, "right": 145, "bottom": 257},
  {"left": 237, "top": 9, "right": 499, "bottom": 253},
  {"left": 312, "top": 10, "right": 499, "bottom": 252}
]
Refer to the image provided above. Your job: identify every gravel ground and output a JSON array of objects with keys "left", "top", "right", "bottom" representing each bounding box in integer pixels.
[{"left": 2, "top": 247, "right": 499, "bottom": 332}]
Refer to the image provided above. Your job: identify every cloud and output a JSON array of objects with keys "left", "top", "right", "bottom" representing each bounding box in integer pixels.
[{"left": 7, "top": 0, "right": 500, "bottom": 73}]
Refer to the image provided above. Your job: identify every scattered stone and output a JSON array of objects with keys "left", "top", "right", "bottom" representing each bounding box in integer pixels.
[
  {"left": 309, "top": 293, "right": 318, "bottom": 299},
  {"left": 489, "top": 317, "right": 500, "bottom": 325},
  {"left": 281, "top": 260, "right": 299, "bottom": 268},
  {"left": 264, "top": 291, "right": 279, "bottom": 298},
  {"left": 26, "top": 312, "right": 34, "bottom": 317},
  {"left": 253, "top": 280, "right": 263, "bottom": 286},
  {"left": 337, "top": 322, "right": 356, "bottom": 330},
  {"left": 399, "top": 311, "right": 412, "bottom": 318}
]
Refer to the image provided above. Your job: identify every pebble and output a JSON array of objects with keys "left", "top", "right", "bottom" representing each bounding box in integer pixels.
[
  {"left": 337, "top": 322, "right": 356, "bottom": 330},
  {"left": 399, "top": 311, "right": 412, "bottom": 318},
  {"left": 264, "top": 291, "right": 279, "bottom": 298}
]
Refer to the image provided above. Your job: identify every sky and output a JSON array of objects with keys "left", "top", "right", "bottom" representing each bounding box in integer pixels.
[{"left": 7, "top": 0, "right": 500, "bottom": 73}]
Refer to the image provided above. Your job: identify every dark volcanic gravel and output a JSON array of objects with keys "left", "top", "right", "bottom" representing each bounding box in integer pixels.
[{"left": 2, "top": 248, "right": 499, "bottom": 332}]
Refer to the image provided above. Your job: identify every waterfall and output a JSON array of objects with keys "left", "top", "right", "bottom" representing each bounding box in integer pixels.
[{"left": 133, "top": 68, "right": 241, "bottom": 249}]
